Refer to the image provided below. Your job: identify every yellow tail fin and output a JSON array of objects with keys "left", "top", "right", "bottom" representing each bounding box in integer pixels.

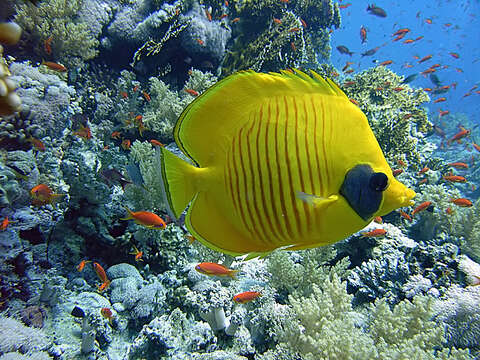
[{"left": 158, "top": 147, "right": 199, "bottom": 219}]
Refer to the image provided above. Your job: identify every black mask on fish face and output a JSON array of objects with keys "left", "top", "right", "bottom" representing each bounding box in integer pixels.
[{"left": 340, "top": 164, "right": 388, "bottom": 221}]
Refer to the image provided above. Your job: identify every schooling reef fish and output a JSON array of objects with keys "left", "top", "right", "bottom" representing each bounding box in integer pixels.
[
  {"left": 30, "top": 184, "right": 64, "bottom": 206},
  {"left": 157, "top": 70, "right": 415, "bottom": 259},
  {"left": 195, "top": 262, "right": 239, "bottom": 278},
  {"left": 121, "top": 208, "right": 167, "bottom": 229}
]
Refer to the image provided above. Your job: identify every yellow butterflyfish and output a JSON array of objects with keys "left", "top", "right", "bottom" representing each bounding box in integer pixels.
[{"left": 157, "top": 70, "right": 415, "bottom": 259}]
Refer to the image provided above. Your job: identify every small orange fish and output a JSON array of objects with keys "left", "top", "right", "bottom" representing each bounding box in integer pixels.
[
  {"left": 30, "top": 184, "right": 64, "bottom": 206},
  {"left": 450, "top": 198, "right": 473, "bottom": 207},
  {"left": 411, "top": 201, "right": 432, "bottom": 216},
  {"left": 433, "top": 97, "right": 446, "bottom": 103},
  {"left": 184, "top": 88, "right": 199, "bottom": 96},
  {"left": 418, "top": 178, "right": 428, "bottom": 185},
  {"left": 397, "top": 159, "right": 406, "bottom": 167},
  {"left": 195, "top": 262, "right": 238, "bottom": 278},
  {"left": 349, "top": 98, "right": 359, "bottom": 106},
  {"left": 344, "top": 69, "right": 354, "bottom": 74},
  {"left": 73, "top": 125, "right": 92, "bottom": 140},
  {"left": 449, "top": 52, "right": 460, "bottom": 59},
  {"left": 339, "top": 3, "right": 352, "bottom": 9},
  {"left": 135, "top": 115, "right": 143, "bottom": 122},
  {"left": 150, "top": 139, "right": 165, "bottom": 147},
  {"left": 415, "top": 36, "right": 424, "bottom": 41},
  {"left": 130, "top": 245, "right": 143, "bottom": 262},
  {"left": 418, "top": 167, "right": 429, "bottom": 175},
  {"left": 392, "top": 87, "right": 403, "bottom": 92},
  {"left": 77, "top": 260, "right": 91, "bottom": 272},
  {"left": 379, "top": 60, "right": 393, "bottom": 66},
  {"left": 392, "top": 169, "right": 403, "bottom": 177},
  {"left": 447, "top": 162, "right": 468, "bottom": 169},
  {"left": 393, "top": 33, "right": 406, "bottom": 41},
  {"left": 399, "top": 210, "right": 412, "bottom": 222},
  {"left": 472, "top": 143, "right": 480, "bottom": 152},
  {"left": 196, "top": 38, "right": 204, "bottom": 46},
  {"left": 373, "top": 216, "right": 383, "bottom": 224},
  {"left": 418, "top": 55, "right": 432, "bottom": 64},
  {"left": 93, "top": 262, "right": 108, "bottom": 282},
  {"left": 27, "top": 137, "right": 46, "bottom": 152},
  {"left": 443, "top": 175, "right": 467, "bottom": 183},
  {"left": 232, "top": 17, "right": 240, "bottom": 23},
  {"left": 445, "top": 207, "right": 454, "bottom": 215},
  {"left": 425, "top": 18, "right": 432, "bottom": 24},
  {"left": 121, "top": 208, "right": 167, "bottom": 229},
  {"left": 273, "top": 18, "right": 282, "bottom": 24},
  {"left": 361, "top": 228, "right": 387, "bottom": 237},
  {"left": 393, "top": 28, "right": 410, "bottom": 36},
  {"left": 0, "top": 217, "right": 14, "bottom": 231},
  {"left": 449, "top": 128, "right": 470, "bottom": 143},
  {"left": 44, "top": 36, "right": 53, "bottom": 55},
  {"left": 142, "top": 91, "right": 151, "bottom": 102},
  {"left": 290, "top": 42, "right": 296, "bottom": 52},
  {"left": 133, "top": 85, "right": 139, "bottom": 92},
  {"left": 289, "top": 27, "right": 301, "bottom": 32},
  {"left": 403, "top": 39, "right": 415, "bottom": 44},
  {"left": 439, "top": 110, "right": 450, "bottom": 117},
  {"left": 120, "top": 91, "right": 128, "bottom": 99},
  {"left": 111, "top": 131, "right": 121, "bottom": 139},
  {"left": 100, "top": 307, "right": 114, "bottom": 322},
  {"left": 41, "top": 61, "right": 67, "bottom": 72},
  {"left": 233, "top": 291, "right": 262, "bottom": 304},
  {"left": 121, "top": 139, "right": 131, "bottom": 150},
  {"left": 420, "top": 68, "right": 436, "bottom": 76},
  {"left": 205, "top": 9, "right": 212, "bottom": 21},
  {"left": 300, "top": 18, "right": 307, "bottom": 28},
  {"left": 186, "top": 235, "right": 196, "bottom": 244}
]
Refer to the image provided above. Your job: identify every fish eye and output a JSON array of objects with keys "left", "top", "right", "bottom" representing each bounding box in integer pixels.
[{"left": 369, "top": 172, "right": 388, "bottom": 192}]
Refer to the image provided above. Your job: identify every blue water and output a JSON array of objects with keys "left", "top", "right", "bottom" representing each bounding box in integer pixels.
[{"left": 331, "top": 0, "right": 480, "bottom": 121}]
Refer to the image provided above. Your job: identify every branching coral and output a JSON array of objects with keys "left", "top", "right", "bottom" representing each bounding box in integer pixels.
[
  {"left": 342, "top": 66, "right": 432, "bottom": 166},
  {"left": 271, "top": 274, "right": 474, "bottom": 359},
  {"left": 222, "top": 0, "right": 340, "bottom": 75},
  {"left": 14, "top": 0, "right": 99, "bottom": 68}
]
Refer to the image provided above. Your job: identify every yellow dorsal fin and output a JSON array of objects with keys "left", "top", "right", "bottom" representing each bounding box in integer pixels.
[{"left": 174, "top": 69, "right": 349, "bottom": 167}]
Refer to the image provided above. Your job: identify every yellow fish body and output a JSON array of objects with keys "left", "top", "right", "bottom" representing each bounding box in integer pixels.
[{"left": 158, "top": 70, "right": 415, "bottom": 258}]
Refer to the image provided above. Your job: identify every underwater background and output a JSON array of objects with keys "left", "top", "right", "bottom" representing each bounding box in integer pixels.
[{"left": 0, "top": 0, "right": 480, "bottom": 359}]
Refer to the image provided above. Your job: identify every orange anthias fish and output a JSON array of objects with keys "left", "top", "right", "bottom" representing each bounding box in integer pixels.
[
  {"left": 77, "top": 260, "right": 91, "bottom": 272},
  {"left": 418, "top": 55, "right": 433, "bottom": 63},
  {"left": 411, "top": 201, "right": 432, "bottom": 216},
  {"left": 361, "top": 229, "right": 387, "bottom": 237},
  {"left": 44, "top": 36, "right": 53, "bottom": 55},
  {"left": 121, "top": 208, "right": 167, "bottom": 229},
  {"left": 185, "top": 88, "right": 199, "bottom": 97},
  {"left": 27, "top": 137, "right": 46, "bottom": 152},
  {"left": 450, "top": 198, "right": 473, "bottom": 207},
  {"left": 443, "top": 175, "right": 466, "bottom": 183},
  {"left": 399, "top": 210, "right": 412, "bottom": 222},
  {"left": 195, "top": 262, "right": 239, "bottom": 278},
  {"left": 121, "top": 139, "right": 131, "bottom": 150},
  {"left": 447, "top": 162, "right": 468, "bottom": 169},
  {"left": 142, "top": 91, "right": 151, "bottom": 102},
  {"left": 0, "top": 217, "right": 14, "bottom": 231},
  {"left": 93, "top": 262, "right": 111, "bottom": 292},
  {"left": 449, "top": 128, "right": 470, "bottom": 143},
  {"left": 100, "top": 307, "right": 114, "bottom": 323},
  {"left": 30, "top": 184, "right": 64, "bottom": 206},
  {"left": 150, "top": 139, "right": 165, "bottom": 147},
  {"left": 233, "top": 291, "right": 262, "bottom": 304},
  {"left": 73, "top": 125, "right": 92, "bottom": 140},
  {"left": 41, "top": 61, "right": 67, "bottom": 72},
  {"left": 130, "top": 245, "right": 143, "bottom": 262}
]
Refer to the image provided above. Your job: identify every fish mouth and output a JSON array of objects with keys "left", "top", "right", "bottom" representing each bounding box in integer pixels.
[{"left": 399, "top": 187, "right": 416, "bottom": 206}]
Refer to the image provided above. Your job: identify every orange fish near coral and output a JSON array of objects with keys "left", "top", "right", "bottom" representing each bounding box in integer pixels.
[
  {"left": 150, "top": 139, "right": 165, "bottom": 147},
  {"left": 411, "top": 201, "right": 432, "bottom": 216},
  {"left": 184, "top": 88, "right": 199, "bottom": 96},
  {"left": 142, "top": 91, "right": 151, "bottom": 102},
  {"left": 121, "top": 139, "right": 131, "bottom": 150},
  {"left": 0, "top": 217, "right": 14, "bottom": 231},
  {"left": 447, "top": 162, "right": 468, "bottom": 169},
  {"left": 399, "top": 210, "right": 412, "bottom": 222},
  {"left": 44, "top": 36, "right": 53, "bottom": 55},
  {"left": 93, "top": 262, "right": 110, "bottom": 292},
  {"left": 443, "top": 175, "right": 466, "bottom": 183},
  {"left": 361, "top": 229, "right": 387, "bottom": 237},
  {"left": 41, "top": 61, "right": 67, "bottom": 72},
  {"left": 121, "top": 208, "right": 167, "bottom": 229},
  {"left": 100, "top": 307, "right": 114, "bottom": 323},
  {"left": 450, "top": 198, "right": 473, "bottom": 207},
  {"left": 195, "top": 262, "right": 238, "bottom": 278},
  {"left": 360, "top": 26, "right": 367, "bottom": 43},
  {"left": 73, "top": 125, "right": 92, "bottom": 140},
  {"left": 30, "top": 184, "right": 64, "bottom": 206},
  {"left": 233, "top": 291, "right": 262, "bottom": 304},
  {"left": 130, "top": 245, "right": 143, "bottom": 262},
  {"left": 77, "top": 260, "right": 91, "bottom": 272},
  {"left": 27, "top": 137, "right": 45, "bottom": 152}
]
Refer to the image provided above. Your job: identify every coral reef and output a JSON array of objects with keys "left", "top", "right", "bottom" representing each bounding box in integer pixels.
[
  {"left": 341, "top": 66, "right": 432, "bottom": 166},
  {"left": 14, "top": 0, "right": 99, "bottom": 68},
  {"left": 222, "top": 0, "right": 340, "bottom": 75}
]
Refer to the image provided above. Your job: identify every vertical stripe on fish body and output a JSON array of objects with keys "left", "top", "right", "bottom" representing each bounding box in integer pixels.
[{"left": 159, "top": 70, "right": 415, "bottom": 258}]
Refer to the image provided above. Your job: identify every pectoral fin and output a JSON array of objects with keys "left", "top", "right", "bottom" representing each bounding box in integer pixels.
[{"left": 296, "top": 191, "right": 338, "bottom": 209}]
